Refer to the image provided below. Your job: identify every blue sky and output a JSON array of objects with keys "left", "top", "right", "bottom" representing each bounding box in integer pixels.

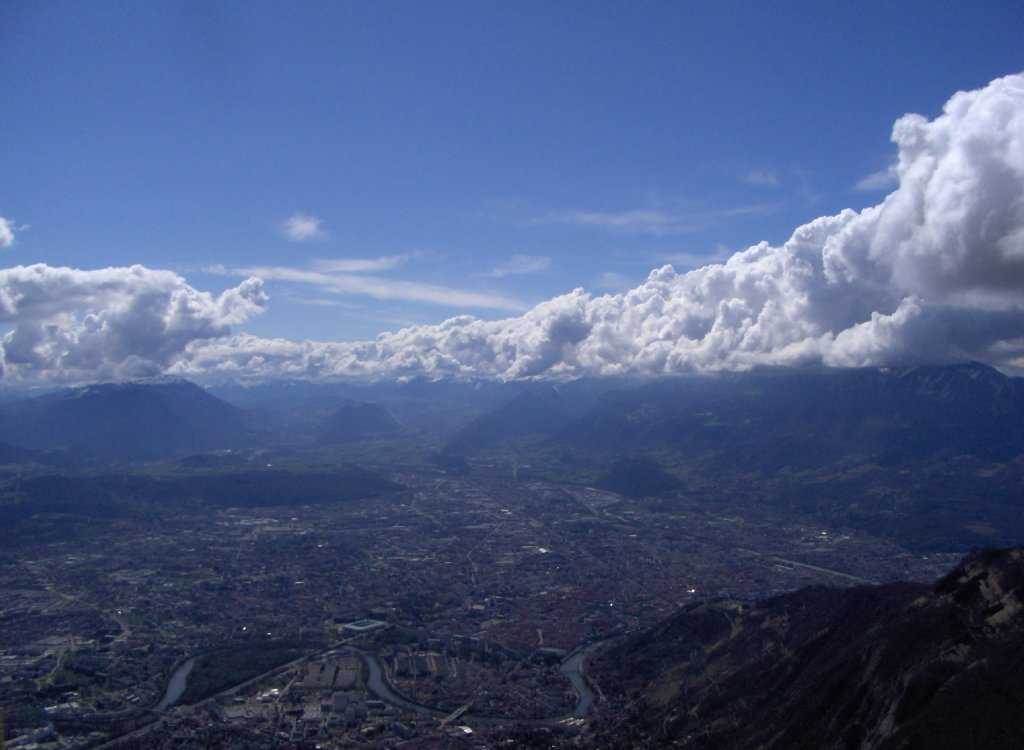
[{"left": 2, "top": 1, "right": 1022, "bottom": 342}]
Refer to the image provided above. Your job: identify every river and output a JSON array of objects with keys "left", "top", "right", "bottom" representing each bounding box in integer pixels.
[
  {"left": 360, "top": 639, "right": 607, "bottom": 724},
  {"left": 559, "top": 643, "right": 598, "bottom": 717},
  {"left": 156, "top": 657, "right": 195, "bottom": 712},
  {"left": 154, "top": 640, "right": 601, "bottom": 723},
  {"left": 363, "top": 652, "right": 446, "bottom": 717}
]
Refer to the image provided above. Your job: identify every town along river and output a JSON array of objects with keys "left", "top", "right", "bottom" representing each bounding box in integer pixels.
[
  {"left": 359, "top": 639, "right": 605, "bottom": 724},
  {"left": 152, "top": 639, "right": 604, "bottom": 722}
]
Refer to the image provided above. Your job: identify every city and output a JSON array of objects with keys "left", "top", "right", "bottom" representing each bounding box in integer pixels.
[{"left": 0, "top": 467, "right": 960, "bottom": 748}]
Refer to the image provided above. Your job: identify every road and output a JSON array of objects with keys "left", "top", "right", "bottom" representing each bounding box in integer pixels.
[{"left": 735, "top": 547, "right": 874, "bottom": 584}]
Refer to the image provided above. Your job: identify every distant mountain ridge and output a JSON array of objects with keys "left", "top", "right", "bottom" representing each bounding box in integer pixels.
[
  {"left": 439, "top": 362, "right": 1024, "bottom": 465},
  {"left": 0, "top": 378, "right": 247, "bottom": 460},
  {"left": 0, "top": 363, "right": 1020, "bottom": 471},
  {"left": 435, "top": 363, "right": 1024, "bottom": 550},
  {"left": 210, "top": 376, "right": 516, "bottom": 442},
  {"left": 444, "top": 385, "right": 572, "bottom": 454},
  {"left": 591, "top": 547, "right": 1024, "bottom": 749},
  {"left": 561, "top": 362, "right": 1024, "bottom": 466},
  {"left": 443, "top": 378, "right": 620, "bottom": 454}
]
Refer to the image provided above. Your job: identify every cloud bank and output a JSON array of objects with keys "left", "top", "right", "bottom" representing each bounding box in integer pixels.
[
  {"left": 2, "top": 73, "right": 1024, "bottom": 382},
  {"left": 0, "top": 266, "right": 266, "bottom": 381}
]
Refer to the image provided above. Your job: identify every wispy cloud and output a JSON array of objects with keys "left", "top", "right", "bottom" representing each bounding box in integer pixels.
[
  {"left": 659, "top": 244, "right": 733, "bottom": 270},
  {"left": 0, "top": 217, "right": 18, "bottom": 248},
  {"left": 855, "top": 164, "right": 898, "bottom": 192},
  {"left": 295, "top": 298, "right": 348, "bottom": 307},
  {"left": 592, "top": 271, "right": 633, "bottom": 291},
  {"left": 544, "top": 209, "right": 698, "bottom": 235},
  {"left": 485, "top": 254, "right": 551, "bottom": 278},
  {"left": 282, "top": 213, "right": 326, "bottom": 242},
  {"left": 311, "top": 255, "right": 410, "bottom": 273},
  {"left": 538, "top": 203, "right": 778, "bottom": 236},
  {"left": 219, "top": 264, "right": 525, "bottom": 311},
  {"left": 708, "top": 204, "right": 779, "bottom": 220},
  {"left": 742, "top": 169, "right": 780, "bottom": 187},
  {"left": 282, "top": 295, "right": 363, "bottom": 310}
]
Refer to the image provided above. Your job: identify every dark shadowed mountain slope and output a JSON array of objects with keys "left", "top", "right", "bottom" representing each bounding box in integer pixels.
[
  {"left": 444, "top": 385, "right": 573, "bottom": 455},
  {"left": 211, "top": 377, "right": 518, "bottom": 441},
  {"left": 0, "top": 467, "right": 402, "bottom": 548},
  {"left": 590, "top": 547, "right": 1024, "bottom": 749},
  {"left": 596, "top": 457, "right": 684, "bottom": 498},
  {"left": 318, "top": 401, "right": 402, "bottom": 442},
  {"left": 555, "top": 364, "right": 1024, "bottom": 552},
  {"left": 0, "top": 378, "right": 247, "bottom": 460},
  {"left": 0, "top": 441, "right": 67, "bottom": 466},
  {"left": 565, "top": 363, "right": 1024, "bottom": 467},
  {"left": 443, "top": 378, "right": 622, "bottom": 455}
]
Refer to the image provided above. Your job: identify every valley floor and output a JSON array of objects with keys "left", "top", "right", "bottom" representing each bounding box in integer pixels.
[{"left": 0, "top": 469, "right": 960, "bottom": 748}]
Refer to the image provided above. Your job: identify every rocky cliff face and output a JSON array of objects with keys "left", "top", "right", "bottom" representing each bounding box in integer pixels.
[{"left": 589, "top": 548, "right": 1024, "bottom": 749}]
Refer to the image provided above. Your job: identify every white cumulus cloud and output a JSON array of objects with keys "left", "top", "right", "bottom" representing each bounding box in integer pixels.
[
  {"left": 4, "top": 73, "right": 1024, "bottom": 383},
  {"left": 0, "top": 265, "right": 266, "bottom": 382}
]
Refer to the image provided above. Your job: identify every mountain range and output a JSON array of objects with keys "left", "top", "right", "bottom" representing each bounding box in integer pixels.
[
  {"left": 439, "top": 363, "right": 1024, "bottom": 551},
  {"left": 0, "top": 378, "right": 247, "bottom": 461},
  {"left": 559, "top": 363, "right": 1024, "bottom": 467},
  {"left": 0, "top": 364, "right": 1020, "bottom": 551},
  {"left": 0, "top": 364, "right": 1020, "bottom": 467}
]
